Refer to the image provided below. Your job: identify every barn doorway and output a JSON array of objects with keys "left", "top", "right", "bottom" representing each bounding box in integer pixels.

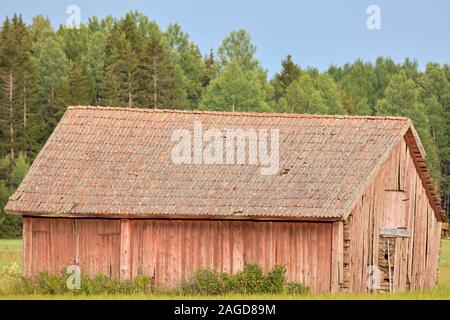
[{"left": 377, "top": 228, "right": 411, "bottom": 292}]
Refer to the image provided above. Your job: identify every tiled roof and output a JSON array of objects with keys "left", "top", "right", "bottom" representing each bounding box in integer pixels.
[{"left": 4, "top": 106, "right": 443, "bottom": 220}]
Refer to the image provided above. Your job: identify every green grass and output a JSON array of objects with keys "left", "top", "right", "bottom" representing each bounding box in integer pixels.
[
  {"left": 0, "top": 239, "right": 22, "bottom": 270},
  {"left": 1, "top": 238, "right": 449, "bottom": 299}
]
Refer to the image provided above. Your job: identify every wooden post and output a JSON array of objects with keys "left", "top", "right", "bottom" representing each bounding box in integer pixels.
[
  {"left": 22, "top": 217, "right": 32, "bottom": 277},
  {"left": 387, "top": 238, "right": 393, "bottom": 293},
  {"left": 331, "top": 221, "right": 343, "bottom": 292},
  {"left": 120, "top": 219, "right": 131, "bottom": 281}
]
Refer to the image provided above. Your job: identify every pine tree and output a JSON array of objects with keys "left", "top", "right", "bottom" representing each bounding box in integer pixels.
[
  {"left": 31, "top": 30, "right": 71, "bottom": 128},
  {"left": 0, "top": 14, "right": 34, "bottom": 159},
  {"left": 85, "top": 31, "right": 107, "bottom": 104},
  {"left": 100, "top": 12, "right": 148, "bottom": 107},
  {"left": 58, "top": 24, "right": 89, "bottom": 61},
  {"left": 166, "top": 23, "right": 204, "bottom": 108},
  {"left": 401, "top": 58, "right": 420, "bottom": 81},
  {"left": 29, "top": 15, "right": 51, "bottom": 42},
  {"left": 418, "top": 63, "right": 450, "bottom": 213},
  {"left": 138, "top": 30, "right": 187, "bottom": 109},
  {"left": 68, "top": 56, "right": 94, "bottom": 105},
  {"left": 99, "top": 47, "right": 121, "bottom": 106},
  {"left": 273, "top": 55, "right": 301, "bottom": 99},
  {"left": 116, "top": 33, "right": 139, "bottom": 107},
  {"left": 200, "top": 49, "right": 219, "bottom": 88}
]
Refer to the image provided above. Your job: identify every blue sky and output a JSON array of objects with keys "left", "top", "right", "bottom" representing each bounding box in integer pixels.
[{"left": 1, "top": 0, "right": 449, "bottom": 77}]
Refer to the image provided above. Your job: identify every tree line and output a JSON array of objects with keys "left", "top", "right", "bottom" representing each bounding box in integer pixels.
[{"left": 0, "top": 11, "right": 449, "bottom": 236}]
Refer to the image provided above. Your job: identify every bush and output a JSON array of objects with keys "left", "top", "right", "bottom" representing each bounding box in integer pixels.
[
  {"left": 286, "top": 282, "right": 310, "bottom": 295},
  {"left": 0, "top": 264, "right": 153, "bottom": 296},
  {"left": 0, "top": 262, "right": 308, "bottom": 296},
  {"left": 37, "top": 271, "right": 68, "bottom": 294},
  {"left": 0, "top": 215, "right": 22, "bottom": 238},
  {"left": 264, "top": 264, "right": 286, "bottom": 293},
  {"left": 0, "top": 263, "right": 36, "bottom": 295},
  {"left": 179, "top": 263, "right": 309, "bottom": 296}
]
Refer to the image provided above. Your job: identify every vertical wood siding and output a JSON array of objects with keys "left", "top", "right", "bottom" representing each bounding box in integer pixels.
[
  {"left": 23, "top": 218, "right": 120, "bottom": 279},
  {"left": 127, "top": 220, "right": 333, "bottom": 292},
  {"left": 23, "top": 218, "right": 334, "bottom": 293},
  {"left": 343, "top": 138, "right": 442, "bottom": 292}
]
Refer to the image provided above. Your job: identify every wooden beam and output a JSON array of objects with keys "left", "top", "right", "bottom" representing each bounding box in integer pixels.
[
  {"left": 22, "top": 217, "right": 32, "bottom": 277},
  {"left": 119, "top": 219, "right": 131, "bottom": 281},
  {"left": 331, "top": 221, "right": 344, "bottom": 292},
  {"left": 380, "top": 228, "right": 411, "bottom": 238}
]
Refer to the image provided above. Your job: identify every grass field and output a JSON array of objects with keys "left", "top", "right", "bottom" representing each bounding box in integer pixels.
[
  {"left": 1, "top": 238, "right": 449, "bottom": 299},
  {"left": 0, "top": 239, "right": 22, "bottom": 270}
]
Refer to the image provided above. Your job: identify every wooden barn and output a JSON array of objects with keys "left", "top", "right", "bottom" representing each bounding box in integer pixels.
[{"left": 5, "top": 106, "right": 447, "bottom": 293}]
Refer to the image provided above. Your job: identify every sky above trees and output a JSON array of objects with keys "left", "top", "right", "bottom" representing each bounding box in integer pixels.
[{"left": 1, "top": 0, "right": 449, "bottom": 77}]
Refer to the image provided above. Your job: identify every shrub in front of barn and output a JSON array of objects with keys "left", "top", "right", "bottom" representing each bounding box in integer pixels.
[
  {"left": 0, "top": 261, "right": 310, "bottom": 296},
  {"left": 179, "top": 263, "right": 309, "bottom": 295}
]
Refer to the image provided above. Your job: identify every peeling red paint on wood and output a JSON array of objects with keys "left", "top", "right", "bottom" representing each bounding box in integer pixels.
[{"left": 24, "top": 217, "right": 334, "bottom": 293}]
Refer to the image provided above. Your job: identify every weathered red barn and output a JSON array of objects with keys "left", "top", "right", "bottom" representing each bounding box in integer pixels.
[{"left": 5, "top": 106, "right": 447, "bottom": 293}]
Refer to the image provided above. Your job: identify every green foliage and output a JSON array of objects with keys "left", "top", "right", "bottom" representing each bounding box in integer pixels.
[
  {"left": 68, "top": 56, "right": 95, "bottom": 105},
  {"left": 200, "top": 49, "right": 219, "bottom": 88},
  {"left": 138, "top": 29, "right": 188, "bottom": 109},
  {"left": 376, "top": 70, "right": 440, "bottom": 181},
  {"left": 218, "top": 29, "right": 263, "bottom": 76},
  {"left": 32, "top": 30, "right": 71, "bottom": 101},
  {"left": 200, "top": 60, "right": 273, "bottom": 112},
  {"left": 285, "top": 282, "right": 310, "bottom": 295},
  {"left": 85, "top": 31, "right": 107, "bottom": 103},
  {"left": 166, "top": 23, "right": 204, "bottom": 108},
  {"left": 0, "top": 154, "right": 29, "bottom": 238},
  {"left": 0, "top": 182, "right": 10, "bottom": 212},
  {"left": 333, "top": 60, "right": 376, "bottom": 114},
  {"left": 0, "top": 263, "right": 36, "bottom": 295},
  {"left": 283, "top": 73, "right": 345, "bottom": 115},
  {"left": 0, "top": 262, "right": 308, "bottom": 296},
  {"left": 273, "top": 55, "right": 302, "bottom": 99},
  {"left": 179, "top": 263, "right": 309, "bottom": 296},
  {"left": 0, "top": 182, "right": 19, "bottom": 238},
  {"left": 0, "top": 216, "right": 22, "bottom": 239},
  {"left": 10, "top": 153, "right": 30, "bottom": 189},
  {"left": 0, "top": 266, "right": 153, "bottom": 295}
]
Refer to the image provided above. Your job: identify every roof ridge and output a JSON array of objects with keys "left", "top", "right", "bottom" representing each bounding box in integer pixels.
[{"left": 67, "top": 105, "right": 410, "bottom": 121}]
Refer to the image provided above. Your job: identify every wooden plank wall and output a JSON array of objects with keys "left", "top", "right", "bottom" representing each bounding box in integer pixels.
[
  {"left": 23, "top": 217, "right": 334, "bottom": 292},
  {"left": 343, "top": 138, "right": 442, "bottom": 292},
  {"left": 24, "top": 217, "right": 74, "bottom": 277},
  {"left": 127, "top": 220, "right": 333, "bottom": 293},
  {"left": 23, "top": 218, "right": 120, "bottom": 278},
  {"left": 75, "top": 219, "right": 121, "bottom": 278}
]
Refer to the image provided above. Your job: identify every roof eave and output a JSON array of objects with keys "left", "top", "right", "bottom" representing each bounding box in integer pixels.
[{"left": 8, "top": 210, "right": 342, "bottom": 222}]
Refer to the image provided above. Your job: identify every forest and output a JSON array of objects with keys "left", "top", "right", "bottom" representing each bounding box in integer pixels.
[{"left": 0, "top": 11, "right": 449, "bottom": 237}]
